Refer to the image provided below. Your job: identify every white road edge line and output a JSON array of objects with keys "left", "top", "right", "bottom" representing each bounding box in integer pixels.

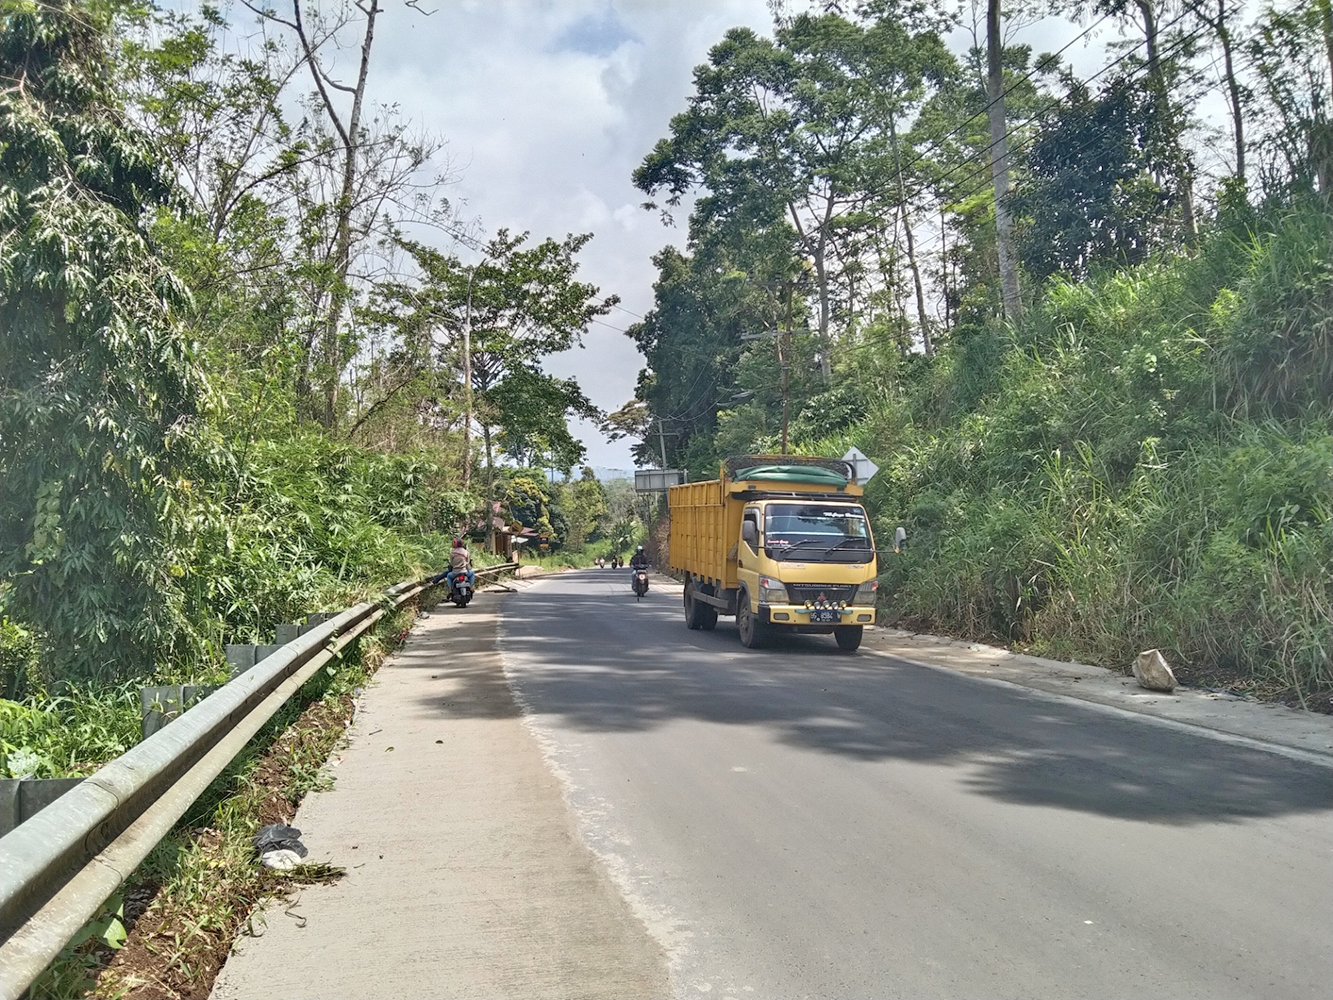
[
  {"left": 491, "top": 582, "right": 693, "bottom": 990},
  {"left": 864, "top": 647, "right": 1333, "bottom": 770}
]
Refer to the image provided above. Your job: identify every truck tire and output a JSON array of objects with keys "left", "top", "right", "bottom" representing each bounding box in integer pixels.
[
  {"left": 736, "top": 592, "right": 766, "bottom": 649},
  {"left": 684, "top": 583, "right": 701, "bottom": 629},
  {"left": 684, "top": 580, "right": 718, "bottom": 631},
  {"left": 834, "top": 625, "right": 863, "bottom": 652}
]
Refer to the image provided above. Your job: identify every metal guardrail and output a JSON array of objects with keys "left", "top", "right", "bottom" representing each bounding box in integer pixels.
[
  {"left": 474, "top": 561, "right": 519, "bottom": 581},
  {"left": 0, "top": 571, "right": 481, "bottom": 998}
]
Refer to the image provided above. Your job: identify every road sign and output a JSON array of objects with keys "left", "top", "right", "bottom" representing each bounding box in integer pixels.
[
  {"left": 842, "top": 447, "right": 879, "bottom": 485},
  {"left": 634, "top": 469, "right": 686, "bottom": 493}
]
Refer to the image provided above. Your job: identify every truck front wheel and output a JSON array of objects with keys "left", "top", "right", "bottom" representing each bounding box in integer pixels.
[
  {"left": 737, "top": 594, "right": 766, "bottom": 649},
  {"left": 834, "top": 625, "right": 863, "bottom": 652}
]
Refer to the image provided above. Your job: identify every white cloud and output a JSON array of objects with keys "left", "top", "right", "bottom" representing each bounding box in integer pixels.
[{"left": 351, "top": 0, "right": 772, "bottom": 469}]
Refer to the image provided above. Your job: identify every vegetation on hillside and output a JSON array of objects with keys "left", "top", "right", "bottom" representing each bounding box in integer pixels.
[
  {"left": 0, "top": 1, "right": 624, "bottom": 770},
  {"left": 618, "top": 0, "right": 1332, "bottom": 698}
]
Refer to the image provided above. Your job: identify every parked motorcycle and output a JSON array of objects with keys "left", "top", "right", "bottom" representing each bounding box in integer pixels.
[{"left": 632, "top": 568, "right": 649, "bottom": 601}]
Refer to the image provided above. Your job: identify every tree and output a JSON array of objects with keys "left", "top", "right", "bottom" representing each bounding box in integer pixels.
[
  {"left": 1013, "top": 78, "right": 1174, "bottom": 280},
  {"left": 987, "top": 0, "right": 1023, "bottom": 321},
  {"left": 618, "top": 247, "right": 753, "bottom": 468},
  {"left": 559, "top": 468, "right": 609, "bottom": 549},
  {"left": 1064, "top": 0, "right": 1201, "bottom": 239},
  {"left": 628, "top": 6, "right": 956, "bottom": 465},
  {"left": 1184, "top": 0, "right": 1247, "bottom": 184},
  {"left": 387, "top": 231, "right": 613, "bottom": 544},
  {"left": 0, "top": 2, "right": 212, "bottom": 681},
  {"left": 500, "top": 469, "right": 554, "bottom": 538},
  {"left": 634, "top": 14, "right": 954, "bottom": 376},
  {"left": 1246, "top": 0, "right": 1333, "bottom": 198},
  {"left": 214, "top": 1, "right": 455, "bottom": 430},
  {"left": 122, "top": 3, "right": 454, "bottom": 440},
  {"left": 238, "top": 0, "right": 381, "bottom": 427}
]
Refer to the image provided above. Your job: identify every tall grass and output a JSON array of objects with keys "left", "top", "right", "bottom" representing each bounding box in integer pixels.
[{"left": 832, "top": 201, "right": 1333, "bottom": 696}]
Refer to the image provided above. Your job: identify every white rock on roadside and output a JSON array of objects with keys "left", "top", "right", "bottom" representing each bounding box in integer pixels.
[{"left": 1132, "top": 649, "right": 1177, "bottom": 693}]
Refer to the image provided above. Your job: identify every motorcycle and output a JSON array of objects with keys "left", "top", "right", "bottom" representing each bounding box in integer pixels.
[
  {"left": 631, "top": 568, "right": 649, "bottom": 601},
  {"left": 449, "top": 573, "right": 474, "bottom": 608}
]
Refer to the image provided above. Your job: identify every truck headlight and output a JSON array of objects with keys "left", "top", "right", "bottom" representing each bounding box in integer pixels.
[
  {"left": 758, "top": 576, "right": 787, "bottom": 605},
  {"left": 854, "top": 579, "right": 879, "bottom": 606}
]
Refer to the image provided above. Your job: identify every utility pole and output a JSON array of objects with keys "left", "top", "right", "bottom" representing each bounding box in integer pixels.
[
  {"left": 780, "top": 284, "right": 792, "bottom": 455},
  {"left": 461, "top": 265, "right": 475, "bottom": 488},
  {"left": 987, "top": 0, "right": 1023, "bottom": 323},
  {"left": 657, "top": 419, "right": 669, "bottom": 468}
]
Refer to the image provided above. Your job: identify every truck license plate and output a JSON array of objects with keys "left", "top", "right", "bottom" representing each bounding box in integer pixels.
[{"left": 809, "top": 609, "right": 840, "bottom": 624}]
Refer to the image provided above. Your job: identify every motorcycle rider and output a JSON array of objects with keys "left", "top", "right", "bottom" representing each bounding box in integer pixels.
[
  {"left": 441, "top": 536, "right": 475, "bottom": 592},
  {"left": 629, "top": 545, "right": 650, "bottom": 596}
]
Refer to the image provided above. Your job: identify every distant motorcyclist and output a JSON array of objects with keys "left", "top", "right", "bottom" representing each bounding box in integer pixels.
[{"left": 434, "top": 537, "right": 475, "bottom": 591}]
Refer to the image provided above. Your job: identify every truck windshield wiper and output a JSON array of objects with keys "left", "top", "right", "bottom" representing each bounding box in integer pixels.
[
  {"left": 769, "top": 538, "right": 827, "bottom": 558},
  {"left": 823, "top": 537, "right": 873, "bottom": 557}
]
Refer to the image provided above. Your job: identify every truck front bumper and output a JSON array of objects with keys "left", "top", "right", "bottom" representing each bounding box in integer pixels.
[{"left": 760, "top": 605, "right": 876, "bottom": 626}]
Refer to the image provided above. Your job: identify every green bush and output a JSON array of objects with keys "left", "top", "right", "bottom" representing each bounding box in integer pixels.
[
  {"left": 0, "top": 614, "right": 41, "bottom": 700},
  {"left": 186, "top": 434, "right": 470, "bottom": 649}
]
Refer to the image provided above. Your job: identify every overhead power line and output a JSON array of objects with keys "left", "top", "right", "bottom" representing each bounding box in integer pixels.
[
  {"left": 826, "top": 8, "right": 1234, "bottom": 362},
  {"left": 591, "top": 317, "right": 630, "bottom": 334},
  {"left": 904, "top": 6, "right": 1231, "bottom": 264},
  {"left": 887, "top": 10, "right": 1117, "bottom": 189}
]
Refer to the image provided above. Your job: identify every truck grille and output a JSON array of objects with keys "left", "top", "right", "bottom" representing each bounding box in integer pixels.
[{"left": 785, "top": 583, "right": 857, "bottom": 606}]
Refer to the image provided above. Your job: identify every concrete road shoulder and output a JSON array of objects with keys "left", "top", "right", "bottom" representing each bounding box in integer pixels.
[{"left": 210, "top": 596, "right": 668, "bottom": 1000}]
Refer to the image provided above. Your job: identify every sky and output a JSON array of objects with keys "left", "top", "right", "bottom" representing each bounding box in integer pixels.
[
  {"left": 359, "top": 0, "right": 779, "bottom": 473},
  {"left": 294, "top": 0, "right": 1246, "bottom": 472}
]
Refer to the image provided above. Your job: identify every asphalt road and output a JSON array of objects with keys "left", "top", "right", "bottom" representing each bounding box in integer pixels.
[{"left": 495, "top": 570, "right": 1332, "bottom": 999}]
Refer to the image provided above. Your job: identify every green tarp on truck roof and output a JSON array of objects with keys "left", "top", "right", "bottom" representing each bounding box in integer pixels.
[{"left": 732, "top": 464, "right": 849, "bottom": 486}]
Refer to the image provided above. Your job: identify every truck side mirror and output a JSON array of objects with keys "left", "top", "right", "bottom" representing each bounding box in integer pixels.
[
  {"left": 894, "top": 526, "right": 907, "bottom": 553},
  {"left": 741, "top": 520, "right": 758, "bottom": 548}
]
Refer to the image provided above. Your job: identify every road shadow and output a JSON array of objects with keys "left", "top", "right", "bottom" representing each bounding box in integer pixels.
[{"left": 411, "top": 576, "right": 1333, "bottom": 826}]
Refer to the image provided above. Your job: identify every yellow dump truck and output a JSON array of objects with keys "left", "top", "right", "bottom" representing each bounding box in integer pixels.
[{"left": 668, "top": 456, "right": 883, "bottom": 651}]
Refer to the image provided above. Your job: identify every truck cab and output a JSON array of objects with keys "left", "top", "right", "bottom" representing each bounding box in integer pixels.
[{"left": 668, "top": 457, "right": 887, "bottom": 652}]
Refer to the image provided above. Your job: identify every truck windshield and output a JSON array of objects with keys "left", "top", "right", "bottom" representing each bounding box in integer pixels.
[{"left": 764, "top": 504, "right": 874, "bottom": 562}]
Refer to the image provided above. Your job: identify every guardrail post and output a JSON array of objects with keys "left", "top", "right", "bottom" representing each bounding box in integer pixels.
[
  {"left": 301, "top": 612, "right": 336, "bottom": 635},
  {"left": 226, "top": 640, "right": 295, "bottom": 677},
  {"left": 0, "top": 779, "right": 85, "bottom": 838},
  {"left": 225, "top": 644, "right": 258, "bottom": 676},
  {"left": 140, "top": 685, "right": 219, "bottom": 740}
]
